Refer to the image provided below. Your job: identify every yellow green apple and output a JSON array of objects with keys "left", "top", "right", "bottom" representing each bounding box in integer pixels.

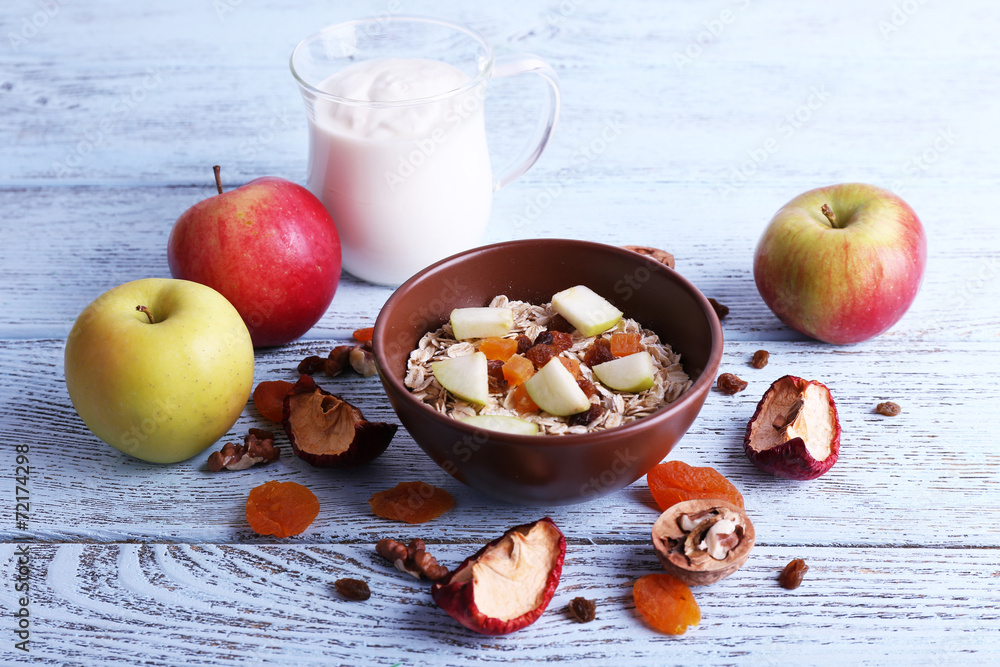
[{"left": 64, "top": 278, "right": 255, "bottom": 463}]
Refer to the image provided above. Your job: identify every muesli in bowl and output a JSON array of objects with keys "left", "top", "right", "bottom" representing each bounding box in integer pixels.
[{"left": 405, "top": 286, "right": 692, "bottom": 435}]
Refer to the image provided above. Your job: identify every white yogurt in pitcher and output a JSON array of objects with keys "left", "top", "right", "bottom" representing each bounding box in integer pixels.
[{"left": 306, "top": 58, "right": 493, "bottom": 285}]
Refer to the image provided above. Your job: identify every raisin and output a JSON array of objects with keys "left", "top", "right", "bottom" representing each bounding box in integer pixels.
[
  {"left": 515, "top": 334, "right": 533, "bottom": 355},
  {"left": 568, "top": 597, "right": 596, "bottom": 623},
  {"left": 546, "top": 313, "right": 575, "bottom": 333},
  {"left": 533, "top": 330, "right": 555, "bottom": 346},
  {"left": 582, "top": 338, "right": 615, "bottom": 367},
  {"left": 368, "top": 481, "right": 455, "bottom": 524},
  {"left": 526, "top": 343, "right": 558, "bottom": 368},
  {"left": 751, "top": 350, "right": 769, "bottom": 369},
  {"left": 245, "top": 480, "right": 320, "bottom": 538},
  {"left": 297, "top": 355, "right": 326, "bottom": 375},
  {"left": 633, "top": 573, "right": 700, "bottom": 635},
  {"left": 487, "top": 359, "right": 507, "bottom": 393},
  {"left": 779, "top": 559, "right": 809, "bottom": 589},
  {"left": 876, "top": 401, "right": 901, "bottom": 416},
  {"left": 335, "top": 578, "right": 371, "bottom": 601},
  {"left": 568, "top": 403, "right": 603, "bottom": 426},
  {"left": 708, "top": 298, "right": 729, "bottom": 320},
  {"left": 646, "top": 460, "right": 745, "bottom": 511},
  {"left": 576, "top": 376, "right": 599, "bottom": 398},
  {"left": 252, "top": 380, "right": 295, "bottom": 423},
  {"left": 533, "top": 330, "right": 572, "bottom": 351},
  {"left": 717, "top": 372, "right": 748, "bottom": 395}
]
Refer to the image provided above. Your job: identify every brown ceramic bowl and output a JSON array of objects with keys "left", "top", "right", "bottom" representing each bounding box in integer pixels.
[{"left": 373, "top": 239, "right": 723, "bottom": 505}]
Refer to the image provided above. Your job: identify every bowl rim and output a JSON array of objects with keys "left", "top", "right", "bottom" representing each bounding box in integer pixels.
[{"left": 373, "top": 238, "right": 724, "bottom": 447}]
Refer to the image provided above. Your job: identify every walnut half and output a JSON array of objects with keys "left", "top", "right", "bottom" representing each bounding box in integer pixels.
[{"left": 652, "top": 498, "right": 755, "bottom": 586}]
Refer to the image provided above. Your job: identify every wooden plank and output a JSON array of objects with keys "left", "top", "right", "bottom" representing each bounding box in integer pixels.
[
  {"left": 3, "top": 337, "right": 997, "bottom": 546},
  {"left": 1, "top": 542, "right": 997, "bottom": 665},
  {"left": 0, "top": 182, "right": 996, "bottom": 343}
]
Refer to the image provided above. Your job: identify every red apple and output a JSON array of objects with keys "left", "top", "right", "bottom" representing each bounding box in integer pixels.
[
  {"left": 753, "top": 183, "right": 926, "bottom": 345},
  {"left": 167, "top": 167, "right": 341, "bottom": 347}
]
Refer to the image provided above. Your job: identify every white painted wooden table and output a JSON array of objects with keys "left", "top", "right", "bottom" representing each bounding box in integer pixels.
[{"left": 3, "top": 1, "right": 999, "bottom": 664}]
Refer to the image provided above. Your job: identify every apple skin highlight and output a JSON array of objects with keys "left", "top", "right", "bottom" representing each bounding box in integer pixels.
[{"left": 753, "top": 183, "right": 927, "bottom": 345}]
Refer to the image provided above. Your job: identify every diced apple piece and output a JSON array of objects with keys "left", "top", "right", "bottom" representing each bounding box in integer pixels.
[
  {"left": 524, "top": 358, "right": 591, "bottom": 416},
  {"left": 432, "top": 352, "right": 489, "bottom": 406},
  {"left": 551, "top": 285, "right": 623, "bottom": 337},
  {"left": 459, "top": 415, "right": 539, "bottom": 436},
  {"left": 450, "top": 307, "right": 514, "bottom": 340},
  {"left": 592, "top": 351, "right": 656, "bottom": 393}
]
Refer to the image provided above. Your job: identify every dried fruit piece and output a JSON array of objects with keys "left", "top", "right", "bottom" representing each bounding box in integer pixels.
[
  {"left": 369, "top": 481, "right": 455, "bottom": 524},
  {"left": 610, "top": 332, "right": 643, "bottom": 357},
  {"left": 558, "top": 356, "right": 582, "bottom": 379},
  {"left": 646, "top": 460, "right": 745, "bottom": 512},
  {"left": 779, "top": 558, "right": 809, "bottom": 589},
  {"left": 582, "top": 338, "right": 615, "bottom": 367},
  {"left": 717, "top": 372, "right": 748, "bottom": 395},
  {"left": 652, "top": 499, "right": 755, "bottom": 586},
  {"left": 622, "top": 245, "right": 675, "bottom": 269},
  {"left": 568, "top": 597, "right": 596, "bottom": 623},
  {"left": 352, "top": 327, "right": 374, "bottom": 343},
  {"left": 751, "top": 350, "right": 769, "bottom": 369},
  {"left": 534, "top": 330, "right": 572, "bottom": 353},
  {"left": 510, "top": 384, "right": 539, "bottom": 413},
  {"left": 502, "top": 354, "right": 535, "bottom": 387},
  {"left": 283, "top": 374, "right": 397, "bottom": 467},
  {"left": 208, "top": 429, "right": 280, "bottom": 471},
  {"left": 576, "top": 376, "right": 599, "bottom": 399},
  {"left": 479, "top": 336, "right": 519, "bottom": 362},
  {"left": 876, "top": 401, "right": 901, "bottom": 416},
  {"left": 525, "top": 343, "right": 558, "bottom": 369},
  {"left": 487, "top": 359, "right": 507, "bottom": 393},
  {"left": 253, "top": 380, "right": 295, "bottom": 423},
  {"left": 632, "top": 573, "right": 700, "bottom": 635},
  {"left": 245, "top": 480, "right": 319, "bottom": 538},
  {"left": 544, "top": 313, "right": 575, "bottom": 333},
  {"left": 515, "top": 334, "right": 533, "bottom": 355},
  {"left": 744, "top": 375, "right": 840, "bottom": 480},
  {"left": 335, "top": 578, "right": 371, "bottom": 601},
  {"left": 376, "top": 537, "right": 450, "bottom": 581},
  {"left": 568, "top": 403, "right": 604, "bottom": 427},
  {"left": 708, "top": 298, "right": 729, "bottom": 320},
  {"left": 431, "top": 518, "right": 566, "bottom": 635}
]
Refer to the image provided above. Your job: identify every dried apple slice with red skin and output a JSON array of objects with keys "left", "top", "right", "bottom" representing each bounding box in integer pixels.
[
  {"left": 743, "top": 375, "right": 840, "bottom": 480},
  {"left": 282, "top": 374, "right": 397, "bottom": 468},
  {"left": 431, "top": 517, "right": 565, "bottom": 635}
]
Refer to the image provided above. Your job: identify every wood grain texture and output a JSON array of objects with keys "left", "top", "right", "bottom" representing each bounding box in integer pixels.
[{"left": 3, "top": 0, "right": 1000, "bottom": 663}]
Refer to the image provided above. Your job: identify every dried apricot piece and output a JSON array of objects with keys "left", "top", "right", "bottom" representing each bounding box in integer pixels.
[
  {"left": 633, "top": 573, "right": 700, "bottom": 635},
  {"left": 246, "top": 480, "right": 320, "bottom": 538},
  {"left": 558, "top": 356, "right": 582, "bottom": 379},
  {"left": 352, "top": 327, "right": 374, "bottom": 342},
  {"left": 502, "top": 354, "right": 535, "bottom": 387},
  {"left": 646, "top": 460, "right": 745, "bottom": 511},
  {"left": 369, "top": 481, "right": 455, "bottom": 524},
  {"left": 479, "top": 336, "right": 519, "bottom": 362},
  {"left": 253, "top": 380, "right": 295, "bottom": 423},
  {"left": 510, "top": 384, "right": 539, "bottom": 413},
  {"left": 610, "top": 332, "right": 643, "bottom": 357}
]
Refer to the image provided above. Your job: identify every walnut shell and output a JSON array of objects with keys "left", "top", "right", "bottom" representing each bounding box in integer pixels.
[{"left": 652, "top": 499, "right": 755, "bottom": 586}]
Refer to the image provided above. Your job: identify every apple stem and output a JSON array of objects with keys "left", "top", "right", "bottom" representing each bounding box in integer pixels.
[
  {"left": 136, "top": 305, "right": 155, "bottom": 324},
  {"left": 213, "top": 165, "right": 223, "bottom": 195},
  {"left": 821, "top": 203, "right": 838, "bottom": 228}
]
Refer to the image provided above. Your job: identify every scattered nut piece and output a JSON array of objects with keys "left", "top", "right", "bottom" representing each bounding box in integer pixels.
[
  {"left": 567, "top": 597, "right": 596, "bottom": 623},
  {"left": 622, "top": 245, "right": 675, "bottom": 270},
  {"left": 207, "top": 429, "right": 279, "bottom": 472},
  {"left": 652, "top": 499, "right": 755, "bottom": 586},
  {"left": 297, "top": 355, "right": 326, "bottom": 375},
  {"left": 717, "top": 372, "right": 748, "bottom": 395},
  {"left": 325, "top": 345, "right": 353, "bottom": 377},
  {"left": 751, "top": 350, "right": 770, "bottom": 369},
  {"left": 376, "top": 537, "right": 450, "bottom": 581},
  {"left": 350, "top": 341, "right": 377, "bottom": 377},
  {"left": 876, "top": 401, "right": 901, "bottom": 416},
  {"left": 708, "top": 298, "right": 729, "bottom": 320},
  {"left": 334, "top": 578, "right": 371, "bottom": 601},
  {"left": 779, "top": 558, "right": 809, "bottom": 589}
]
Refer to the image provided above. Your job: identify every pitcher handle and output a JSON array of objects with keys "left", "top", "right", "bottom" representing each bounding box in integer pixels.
[{"left": 490, "top": 54, "right": 561, "bottom": 191}]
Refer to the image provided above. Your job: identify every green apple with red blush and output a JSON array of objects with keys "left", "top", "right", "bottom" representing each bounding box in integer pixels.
[{"left": 753, "top": 183, "right": 926, "bottom": 345}]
